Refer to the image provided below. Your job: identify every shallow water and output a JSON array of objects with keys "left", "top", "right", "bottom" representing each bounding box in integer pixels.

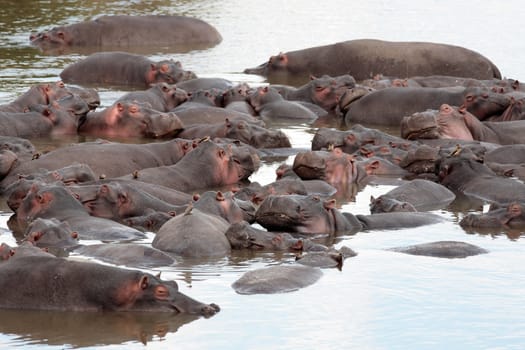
[{"left": 1, "top": 1, "right": 525, "bottom": 349}]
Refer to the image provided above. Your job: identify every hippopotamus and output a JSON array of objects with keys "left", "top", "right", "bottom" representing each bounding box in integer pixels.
[
  {"left": 78, "top": 100, "right": 184, "bottom": 138},
  {"left": 116, "top": 83, "right": 189, "bottom": 112},
  {"left": 225, "top": 221, "right": 327, "bottom": 251},
  {"left": 25, "top": 218, "right": 79, "bottom": 249},
  {"left": 16, "top": 183, "right": 146, "bottom": 241},
  {"left": 172, "top": 106, "right": 263, "bottom": 127},
  {"left": 232, "top": 264, "right": 323, "bottom": 294},
  {"left": 387, "top": 241, "right": 488, "bottom": 258},
  {"left": 370, "top": 179, "right": 456, "bottom": 213},
  {"left": 354, "top": 212, "right": 445, "bottom": 230},
  {"left": 152, "top": 207, "right": 231, "bottom": 258},
  {"left": 311, "top": 125, "right": 411, "bottom": 155},
  {"left": 0, "top": 138, "right": 195, "bottom": 191},
  {"left": 460, "top": 87, "right": 511, "bottom": 120},
  {"left": 255, "top": 194, "right": 362, "bottom": 235},
  {"left": 30, "top": 15, "right": 222, "bottom": 54},
  {"left": 0, "top": 81, "right": 71, "bottom": 113},
  {"left": 278, "top": 74, "right": 356, "bottom": 112},
  {"left": 401, "top": 104, "right": 525, "bottom": 145},
  {"left": 292, "top": 148, "right": 407, "bottom": 188},
  {"left": 437, "top": 155, "right": 525, "bottom": 204},
  {"left": 295, "top": 246, "right": 357, "bottom": 269},
  {"left": 344, "top": 86, "right": 469, "bottom": 126},
  {"left": 0, "top": 250, "right": 219, "bottom": 316},
  {"left": 24, "top": 217, "right": 175, "bottom": 267},
  {"left": 248, "top": 86, "right": 319, "bottom": 121},
  {"left": 244, "top": 39, "right": 501, "bottom": 85},
  {"left": 460, "top": 201, "right": 525, "bottom": 230},
  {"left": 0, "top": 243, "right": 14, "bottom": 262},
  {"left": 81, "top": 181, "right": 185, "bottom": 224},
  {"left": 60, "top": 52, "right": 196, "bottom": 88},
  {"left": 0, "top": 102, "right": 78, "bottom": 138},
  {"left": 193, "top": 191, "right": 244, "bottom": 224},
  {"left": 177, "top": 118, "right": 291, "bottom": 149},
  {"left": 119, "top": 140, "right": 254, "bottom": 193},
  {"left": 125, "top": 211, "right": 176, "bottom": 233},
  {"left": 222, "top": 84, "right": 257, "bottom": 116},
  {"left": 176, "top": 78, "right": 234, "bottom": 94}
]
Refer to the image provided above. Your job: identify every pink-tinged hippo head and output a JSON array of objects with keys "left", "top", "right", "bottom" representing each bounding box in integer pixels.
[{"left": 78, "top": 101, "right": 184, "bottom": 138}]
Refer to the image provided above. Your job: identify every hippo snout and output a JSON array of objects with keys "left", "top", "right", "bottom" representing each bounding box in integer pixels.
[{"left": 201, "top": 303, "right": 221, "bottom": 318}]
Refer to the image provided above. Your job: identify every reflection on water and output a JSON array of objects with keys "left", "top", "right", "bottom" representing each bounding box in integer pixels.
[
  {"left": 0, "top": 309, "right": 198, "bottom": 347},
  {"left": 0, "top": 0, "right": 525, "bottom": 349}
]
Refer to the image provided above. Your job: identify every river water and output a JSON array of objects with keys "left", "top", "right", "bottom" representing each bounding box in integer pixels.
[{"left": 0, "top": 1, "right": 524, "bottom": 349}]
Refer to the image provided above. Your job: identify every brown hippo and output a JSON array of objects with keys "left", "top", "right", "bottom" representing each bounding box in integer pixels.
[
  {"left": 116, "top": 83, "right": 189, "bottom": 112},
  {"left": 437, "top": 156, "right": 525, "bottom": 204},
  {"left": 0, "top": 81, "right": 71, "bottom": 113},
  {"left": 16, "top": 183, "right": 147, "bottom": 241},
  {"left": 30, "top": 15, "right": 222, "bottom": 54},
  {"left": 401, "top": 104, "right": 525, "bottom": 145},
  {"left": 0, "top": 250, "right": 219, "bottom": 316},
  {"left": 244, "top": 39, "right": 501, "bottom": 85},
  {"left": 78, "top": 100, "right": 184, "bottom": 139},
  {"left": 0, "top": 102, "right": 78, "bottom": 138},
  {"left": 119, "top": 140, "right": 254, "bottom": 193},
  {"left": 60, "top": 52, "right": 196, "bottom": 89},
  {"left": 0, "top": 138, "right": 194, "bottom": 192},
  {"left": 248, "top": 86, "right": 319, "bottom": 121},
  {"left": 370, "top": 179, "right": 456, "bottom": 213},
  {"left": 177, "top": 118, "right": 292, "bottom": 149},
  {"left": 460, "top": 201, "right": 525, "bottom": 230},
  {"left": 152, "top": 207, "right": 231, "bottom": 258},
  {"left": 344, "top": 86, "right": 467, "bottom": 126},
  {"left": 255, "top": 194, "right": 363, "bottom": 235}
]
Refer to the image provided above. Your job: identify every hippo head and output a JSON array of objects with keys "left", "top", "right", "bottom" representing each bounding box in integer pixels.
[
  {"left": 25, "top": 218, "right": 79, "bottom": 248},
  {"left": 114, "top": 273, "right": 219, "bottom": 317},
  {"left": 400, "top": 110, "right": 441, "bottom": 140},
  {"left": 460, "top": 202, "right": 525, "bottom": 229},
  {"left": 29, "top": 27, "right": 72, "bottom": 50},
  {"left": 293, "top": 148, "right": 358, "bottom": 185},
  {"left": 255, "top": 194, "right": 343, "bottom": 234}
]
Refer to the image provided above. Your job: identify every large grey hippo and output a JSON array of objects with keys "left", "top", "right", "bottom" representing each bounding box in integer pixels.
[{"left": 244, "top": 39, "right": 501, "bottom": 85}]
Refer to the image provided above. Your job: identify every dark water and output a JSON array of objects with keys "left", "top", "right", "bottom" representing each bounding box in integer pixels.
[{"left": 1, "top": 1, "right": 525, "bottom": 349}]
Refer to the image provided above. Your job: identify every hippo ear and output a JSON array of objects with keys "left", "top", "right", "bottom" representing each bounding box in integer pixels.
[
  {"left": 364, "top": 160, "right": 380, "bottom": 175},
  {"left": 139, "top": 275, "right": 149, "bottom": 290},
  {"left": 323, "top": 199, "right": 336, "bottom": 210},
  {"left": 216, "top": 191, "right": 225, "bottom": 201},
  {"left": 42, "top": 108, "right": 57, "bottom": 122}
]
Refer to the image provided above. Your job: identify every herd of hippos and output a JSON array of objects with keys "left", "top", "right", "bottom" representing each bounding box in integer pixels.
[{"left": 0, "top": 14, "right": 523, "bottom": 317}]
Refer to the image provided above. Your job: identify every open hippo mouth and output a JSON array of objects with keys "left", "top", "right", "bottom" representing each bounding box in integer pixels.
[{"left": 400, "top": 112, "right": 441, "bottom": 140}]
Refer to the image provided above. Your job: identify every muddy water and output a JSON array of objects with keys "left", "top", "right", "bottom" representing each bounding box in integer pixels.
[{"left": 0, "top": 1, "right": 525, "bottom": 349}]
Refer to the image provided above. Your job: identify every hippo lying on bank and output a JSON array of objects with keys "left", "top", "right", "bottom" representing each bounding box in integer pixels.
[
  {"left": 244, "top": 39, "right": 501, "bottom": 85},
  {"left": 401, "top": 104, "right": 525, "bottom": 145},
  {"left": 0, "top": 245, "right": 219, "bottom": 316},
  {"left": 30, "top": 15, "right": 222, "bottom": 54},
  {"left": 60, "top": 52, "right": 196, "bottom": 89}
]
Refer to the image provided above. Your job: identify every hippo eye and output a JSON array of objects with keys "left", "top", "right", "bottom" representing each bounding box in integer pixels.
[
  {"left": 129, "top": 106, "right": 139, "bottom": 113},
  {"left": 465, "top": 95, "right": 474, "bottom": 102}
]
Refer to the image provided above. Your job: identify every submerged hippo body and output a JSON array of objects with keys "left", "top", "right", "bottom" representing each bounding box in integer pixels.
[
  {"left": 388, "top": 241, "right": 488, "bottom": 258},
  {"left": 244, "top": 39, "right": 501, "bottom": 85},
  {"left": 232, "top": 264, "right": 323, "bottom": 294},
  {"left": 460, "top": 201, "right": 525, "bottom": 230},
  {"left": 0, "top": 253, "right": 219, "bottom": 316},
  {"left": 31, "top": 15, "right": 222, "bottom": 54},
  {"left": 60, "top": 52, "right": 196, "bottom": 89}
]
